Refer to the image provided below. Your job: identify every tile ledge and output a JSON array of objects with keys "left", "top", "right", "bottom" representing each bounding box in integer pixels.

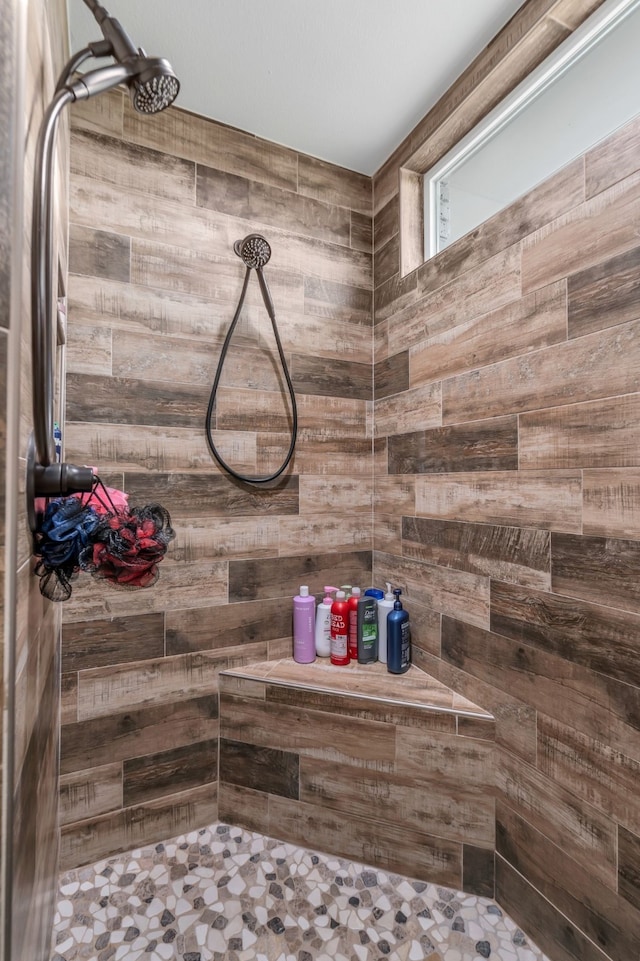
[{"left": 220, "top": 658, "right": 494, "bottom": 721}]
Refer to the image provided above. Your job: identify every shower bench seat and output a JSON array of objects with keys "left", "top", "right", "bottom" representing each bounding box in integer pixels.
[{"left": 217, "top": 658, "right": 497, "bottom": 896}]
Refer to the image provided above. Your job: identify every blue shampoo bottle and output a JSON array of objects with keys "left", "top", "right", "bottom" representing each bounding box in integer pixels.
[{"left": 387, "top": 588, "right": 411, "bottom": 674}]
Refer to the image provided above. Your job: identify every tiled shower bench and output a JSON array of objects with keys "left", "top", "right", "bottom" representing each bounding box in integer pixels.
[{"left": 218, "top": 659, "right": 497, "bottom": 897}]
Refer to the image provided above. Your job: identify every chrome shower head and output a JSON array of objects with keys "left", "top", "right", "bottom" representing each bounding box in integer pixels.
[{"left": 234, "top": 234, "right": 272, "bottom": 269}]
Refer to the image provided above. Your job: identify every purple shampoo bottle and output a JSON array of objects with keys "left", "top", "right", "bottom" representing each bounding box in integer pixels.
[{"left": 293, "top": 586, "right": 316, "bottom": 663}]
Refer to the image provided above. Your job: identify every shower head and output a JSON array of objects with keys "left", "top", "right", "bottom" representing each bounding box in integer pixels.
[
  {"left": 79, "top": 0, "right": 180, "bottom": 113},
  {"left": 129, "top": 59, "right": 180, "bottom": 114},
  {"left": 234, "top": 234, "right": 272, "bottom": 269},
  {"left": 66, "top": 58, "right": 179, "bottom": 114}
]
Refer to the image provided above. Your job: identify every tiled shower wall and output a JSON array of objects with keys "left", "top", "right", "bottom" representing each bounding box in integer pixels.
[
  {"left": 372, "top": 113, "right": 640, "bottom": 961},
  {"left": 2, "top": 1, "right": 69, "bottom": 960},
  {"left": 59, "top": 91, "right": 373, "bottom": 868}
]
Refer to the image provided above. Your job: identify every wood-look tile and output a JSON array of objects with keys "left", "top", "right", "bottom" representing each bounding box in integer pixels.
[
  {"left": 350, "top": 211, "right": 372, "bottom": 253},
  {"left": 522, "top": 169, "right": 640, "bottom": 293},
  {"left": 388, "top": 416, "right": 518, "bottom": 475},
  {"left": 166, "top": 597, "right": 291, "bottom": 655},
  {"left": 496, "top": 857, "right": 611, "bottom": 961},
  {"left": 169, "top": 516, "right": 280, "bottom": 563},
  {"left": 277, "top": 311, "right": 372, "bottom": 365},
  {"left": 568, "top": 247, "right": 640, "bottom": 338},
  {"left": 417, "top": 162, "right": 584, "bottom": 300},
  {"left": 265, "top": 684, "right": 457, "bottom": 734},
  {"left": 519, "top": 393, "right": 640, "bottom": 470},
  {"left": 297, "top": 153, "right": 371, "bottom": 216},
  {"left": 583, "top": 468, "right": 640, "bottom": 538},
  {"left": 375, "top": 383, "right": 442, "bottom": 439},
  {"left": 124, "top": 103, "right": 298, "bottom": 192},
  {"left": 71, "top": 128, "right": 196, "bottom": 204},
  {"left": 374, "top": 269, "right": 418, "bottom": 326},
  {"left": 538, "top": 714, "right": 640, "bottom": 836},
  {"left": 70, "top": 88, "right": 124, "bottom": 138},
  {"left": 69, "top": 224, "right": 130, "bottom": 282},
  {"left": 374, "top": 475, "right": 415, "bottom": 515},
  {"left": 299, "top": 475, "right": 373, "bottom": 514},
  {"left": 462, "top": 845, "right": 494, "bottom": 898},
  {"left": 60, "top": 694, "right": 218, "bottom": 775},
  {"left": 403, "top": 517, "right": 551, "bottom": 591},
  {"left": 61, "top": 557, "right": 228, "bottom": 621},
  {"left": 415, "top": 470, "right": 582, "bottom": 533},
  {"left": 196, "top": 164, "right": 351, "bottom": 246},
  {"left": 59, "top": 763, "right": 122, "bottom": 827},
  {"left": 65, "top": 323, "right": 112, "bottom": 376},
  {"left": 67, "top": 274, "right": 246, "bottom": 343},
  {"left": 123, "top": 739, "right": 218, "bottom": 807},
  {"left": 496, "top": 752, "right": 617, "bottom": 887},
  {"left": 586, "top": 113, "right": 640, "bottom": 198},
  {"left": 374, "top": 513, "right": 402, "bottom": 556},
  {"left": 219, "top": 692, "right": 395, "bottom": 769},
  {"left": 410, "top": 645, "right": 536, "bottom": 767},
  {"left": 374, "top": 350, "right": 409, "bottom": 399},
  {"left": 619, "top": 825, "right": 640, "bottom": 912},
  {"left": 375, "top": 233, "right": 399, "bottom": 289},
  {"left": 64, "top": 422, "right": 245, "bottom": 473},
  {"left": 390, "top": 246, "right": 521, "bottom": 357},
  {"left": 491, "top": 579, "right": 640, "bottom": 688},
  {"left": 268, "top": 794, "right": 462, "bottom": 888},
  {"left": 265, "top": 435, "right": 372, "bottom": 476},
  {"left": 219, "top": 737, "right": 299, "bottom": 800},
  {"left": 300, "top": 756, "right": 495, "bottom": 845},
  {"left": 497, "top": 807, "right": 636, "bottom": 961},
  {"left": 457, "top": 716, "right": 496, "bottom": 741},
  {"left": 76, "top": 647, "right": 263, "bottom": 721},
  {"left": 441, "top": 615, "right": 640, "bottom": 763},
  {"left": 216, "top": 388, "right": 367, "bottom": 439},
  {"left": 291, "top": 353, "right": 371, "bottom": 400},
  {"left": 62, "top": 613, "right": 164, "bottom": 673},
  {"left": 404, "top": 598, "right": 441, "bottom": 659},
  {"left": 61, "top": 672, "right": 78, "bottom": 725},
  {"left": 67, "top": 372, "right": 210, "bottom": 428},
  {"left": 279, "top": 513, "right": 372, "bottom": 556},
  {"left": 410, "top": 281, "right": 567, "bottom": 389},
  {"left": 375, "top": 550, "right": 490, "bottom": 630},
  {"left": 228, "top": 550, "right": 371, "bottom": 602},
  {"left": 218, "top": 783, "right": 270, "bottom": 835},
  {"left": 303, "top": 275, "right": 372, "bottom": 327},
  {"left": 60, "top": 783, "right": 218, "bottom": 872},
  {"left": 122, "top": 471, "right": 299, "bottom": 518},
  {"left": 444, "top": 317, "right": 640, "bottom": 425},
  {"left": 374, "top": 196, "right": 398, "bottom": 253},
  {"left": 552, "top": 531, "right": 640, "bottom": 616},
  {"left": 395, "top": 727, "right": 494, "bottom": 784}
]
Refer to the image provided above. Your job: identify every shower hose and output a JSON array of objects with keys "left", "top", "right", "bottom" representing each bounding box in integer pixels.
[{"left": 205, "top": 252, "right": 298, "bottom": 484}]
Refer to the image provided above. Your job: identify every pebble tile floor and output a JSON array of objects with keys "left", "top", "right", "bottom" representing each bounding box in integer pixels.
[{"left": 51, "top": 822, "right": 551, "bottom": 961}]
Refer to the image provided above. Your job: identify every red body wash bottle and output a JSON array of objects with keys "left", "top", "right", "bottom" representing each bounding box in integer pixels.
[{"left": 330, "top": 590, "right": 350, "bottom": 665}]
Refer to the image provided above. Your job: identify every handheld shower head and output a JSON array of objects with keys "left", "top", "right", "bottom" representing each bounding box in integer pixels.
[
  {"left": 234, "top": 234, "right": 272, "bottom": 269},
  {"left": 80, "top": 0, "right": 180, "bottom": 113},
  {"left": 129, "top": 59, "right": 180, "bottom": 114}
]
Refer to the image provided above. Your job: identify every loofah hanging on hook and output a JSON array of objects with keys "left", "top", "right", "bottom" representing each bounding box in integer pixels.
[{"left": 33, "top": 477, "right": 175, "bottom": 601}]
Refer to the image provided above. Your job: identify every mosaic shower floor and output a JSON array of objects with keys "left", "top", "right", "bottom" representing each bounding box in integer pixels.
[{"left": 51, "top": 823, "right": 550, "bottom": 961}]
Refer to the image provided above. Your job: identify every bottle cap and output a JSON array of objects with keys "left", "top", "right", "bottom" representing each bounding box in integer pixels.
[
  {"left": 323, "top": 587, "right": 337, "bottom": 603},
  {"left": 335, "top": 590, "right": 346, "bottom": 599},
  {"left": 299, "top": 586, "right": 309, "bottom": 597},
  {"left": 384, "top": 582, "right": 394, "bottom": 600},
  {"left": 365, "top": 588, "right": 384, "bottom": 600},
  {"left": 352, "top": 587, "right": 362, "bottom": 597}
]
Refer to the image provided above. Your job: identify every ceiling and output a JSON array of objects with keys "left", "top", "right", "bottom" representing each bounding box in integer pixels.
[{"left": 68, "top": 0, "right": 526, "bottom": 175}]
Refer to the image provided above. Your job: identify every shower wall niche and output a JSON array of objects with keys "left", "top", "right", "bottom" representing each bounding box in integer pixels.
[{"left": 59, "top": 89, "right": 374, "bottom": 868}]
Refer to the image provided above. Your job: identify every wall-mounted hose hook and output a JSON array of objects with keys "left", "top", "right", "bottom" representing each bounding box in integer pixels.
[{"left": 205, "top": 235, "right": 298, "bottom": 484}]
